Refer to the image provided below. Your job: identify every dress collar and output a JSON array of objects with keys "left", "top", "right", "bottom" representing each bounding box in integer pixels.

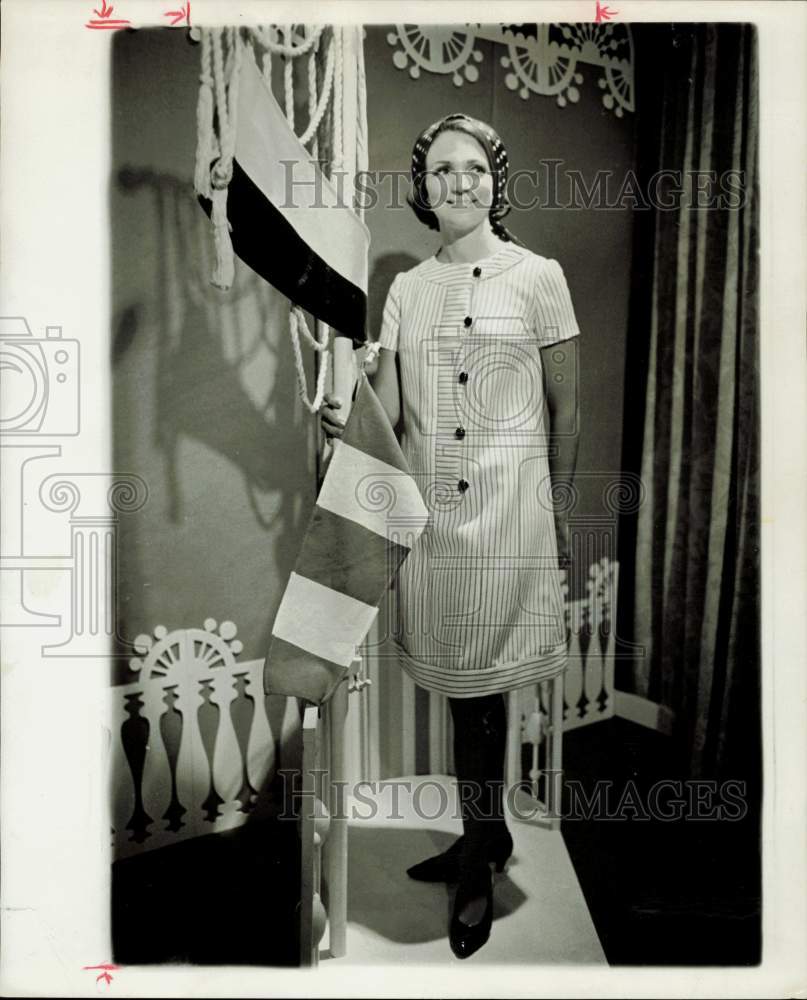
[{"left": 415, "top": 244, "right": 529, "bottom": 284}]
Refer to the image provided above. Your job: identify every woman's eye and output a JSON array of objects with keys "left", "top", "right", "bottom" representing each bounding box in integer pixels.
[{"left": 430, "top": 165, "right": 487, "bottom": 175}]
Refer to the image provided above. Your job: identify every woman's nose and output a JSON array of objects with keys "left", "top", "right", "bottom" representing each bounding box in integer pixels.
[{"left": 452, "top": 170, "right": 475, "bottom": 193}]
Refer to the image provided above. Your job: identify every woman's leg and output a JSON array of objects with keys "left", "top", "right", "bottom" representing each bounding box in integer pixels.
[
  {"left": 449, "top": 694, "right": 512, "bottom": 932},
  {"left": 448, "top": 692, "right": 509, "bottom": 891},
  {"left": 406, "top": 692, "right": 511, "bottom": 886}
]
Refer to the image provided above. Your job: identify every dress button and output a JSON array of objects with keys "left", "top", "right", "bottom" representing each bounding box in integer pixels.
[
  {"left": 458, "top": 371, "right": 469, "bottom": 384},
  {"left": 472, "top": 266, "right": 482, "bottom": 278},
  {"left": 455, "top": 427, "right": 466, "bottom": 440},
  {"left": 463, "top": 316, "right": 473, "bottom": 328},
  {"left": 458, "top": 479, "right": 469, "bottom": 493}
]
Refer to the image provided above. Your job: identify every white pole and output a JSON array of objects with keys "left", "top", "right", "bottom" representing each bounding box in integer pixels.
[
  {"left": 324, "top": 677, "right": 349, "bottom": 958},
  {"left": 331, "top": 25, "right": 363, "bottom": 421},
  {"left": 318, "top": 27, "right": 365, "bottom": 961},
  {"left": 332, "top": 336, "right": 355, "bottom": 422}
]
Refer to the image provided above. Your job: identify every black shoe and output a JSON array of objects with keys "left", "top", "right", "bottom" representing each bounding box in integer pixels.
[
  {"left": 449, "top": 860, "right": 494, "bottom": 960},
  {"left": 406, "top": 828, "right": 513, "bottom": 883}
]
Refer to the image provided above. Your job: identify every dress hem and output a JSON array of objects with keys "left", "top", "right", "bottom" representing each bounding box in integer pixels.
[{"left": 392, "top": 640, "right": 568, "bottom": 698}]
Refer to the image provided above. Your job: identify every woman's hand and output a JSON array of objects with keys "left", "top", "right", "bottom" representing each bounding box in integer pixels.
[{"left": 320, "top": 393, "right": 346, "bottom": 440}]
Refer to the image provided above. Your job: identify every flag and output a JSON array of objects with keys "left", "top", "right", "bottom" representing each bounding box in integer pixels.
[
  {"left": 198, "top": 54, "right": 370, "bottom": 347},
  {"left": 264, "top": 373, "right": 429, "bottom": 706}
]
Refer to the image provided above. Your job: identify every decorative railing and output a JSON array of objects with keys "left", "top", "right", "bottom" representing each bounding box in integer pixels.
[
  {"left": 506, "top": 557, "right": 619, "bottom": 827},
  {"left": 109, "top": 619, "right": 300, "bottom": 857}
]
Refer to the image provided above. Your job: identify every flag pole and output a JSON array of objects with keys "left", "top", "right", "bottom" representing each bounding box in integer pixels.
[{"left": 321, "top": 25, "right": 363, "bottom": 960}]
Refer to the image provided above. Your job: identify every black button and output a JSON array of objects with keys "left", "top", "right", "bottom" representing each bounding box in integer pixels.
[
  {"left": 458, "top": 479, "right": 469, "bottom": 493},
  {"left": 463, "top": 316, "right": 472, "bottom": 328},
  {"left": 472, "top": 266, "right": 482, "bottom": 277},
  {"left": 458, "top": 371, "right": 469, "bottom": 384},
  {"left": 455, "top": 427, "right": 466, "bottom": 440}
]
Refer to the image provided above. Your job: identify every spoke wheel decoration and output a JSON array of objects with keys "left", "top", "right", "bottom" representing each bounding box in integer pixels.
[
  {"left": 386, "top": 22, "right": 634, "bottom": 115},
  {"left": 388, "top": 25, "right": 483, "bottom": 85}
]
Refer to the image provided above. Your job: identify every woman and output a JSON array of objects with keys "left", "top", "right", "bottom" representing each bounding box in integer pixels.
[{"left": 321, "top": 113, "right": 580, "bottom": 959}]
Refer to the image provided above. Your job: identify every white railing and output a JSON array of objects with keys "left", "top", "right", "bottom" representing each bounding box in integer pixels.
[
  {"left": 297, "top": 661, "right": 356, "bottom": 967},
  {"left": 298, "top": 705, "right": 328, "bottom": 966},
  {"left": 109, "top": 619, "right": 300, "bottom": 857},
  {"left": 506, "top": 557, "right": 619, "bottom": 828},
  {"left": 108, "top": 620, "right": 355, "bottom": 967}
]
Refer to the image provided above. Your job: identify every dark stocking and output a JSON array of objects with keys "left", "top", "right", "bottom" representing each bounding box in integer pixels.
[{"left": 448, "top": 692, "right": 508, "bottom": 862}]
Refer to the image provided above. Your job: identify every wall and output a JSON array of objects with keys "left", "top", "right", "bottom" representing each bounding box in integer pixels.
[{"left": 111, "top": 30, "right": 317, "bottom": 680}]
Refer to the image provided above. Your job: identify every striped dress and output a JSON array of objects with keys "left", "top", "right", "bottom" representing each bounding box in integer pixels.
[{"left": 376, "top": 243, "right": 581, "bottom": 697}]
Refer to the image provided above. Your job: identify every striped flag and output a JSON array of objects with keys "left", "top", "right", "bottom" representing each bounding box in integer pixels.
[
  {"left": 198, "top": 53, "right": 370, "bottom": 347},
  {"left": 264, "top": 374, "right": 429, "bottom": 706}
]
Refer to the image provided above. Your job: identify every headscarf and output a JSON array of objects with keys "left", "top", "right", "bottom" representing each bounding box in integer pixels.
[{"left": 407, "top": 112, "right": 524, "bottom": 245}]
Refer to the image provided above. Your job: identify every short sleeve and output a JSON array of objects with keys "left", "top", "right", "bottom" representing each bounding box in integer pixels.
[
  {"left": 376, "top": 273, "right": 403, "bottom": 353},
  {"left": 533, "top": 258, "right": 580, "bottom": 347}
]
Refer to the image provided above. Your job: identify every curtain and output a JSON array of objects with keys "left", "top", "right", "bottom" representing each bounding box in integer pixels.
[{"left": 619, "top": 24, "right": 760, "bottom": 783}]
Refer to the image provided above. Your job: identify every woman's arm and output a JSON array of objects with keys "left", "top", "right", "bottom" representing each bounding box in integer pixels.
[
  {"left": 321, "top": 273, "right": 403, "bottom": 440},
  {"left": 320, "top": 345, "right": 401, "bottom": 440},
  {"left": 368, "top": 346, "right": 401, "bottom": 433},
  {"left": 541, "top": 338, "right": 580, "bottom": 568}
]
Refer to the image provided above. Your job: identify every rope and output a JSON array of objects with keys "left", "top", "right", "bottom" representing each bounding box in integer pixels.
[
  {"left": 290, "top": 304, "right": 329, "bottom": 352},
  {"left": 209, "top": 27, "right": 242, "bottom": 290},
  {"left": 224, "top": 29, "right": 242, "bottom": 166},
  {"left": 210, "top": 28, "right": 229, "bottom": 145},
  {"left": 297, "top": 35, "right": 334, "bottom": 147},
  {"left": 307, "top": 29, "right": 319, "bottom": 159},
  {"left": 361, "top": 341, "right": 381, "bottom": 376},
  {"left": 193, "top": 29, "right": 216, "bottom": 199},
  {"left": 331, "top": 26, "right": 344, "bottom": 172},
  {"left": 283, "top": 27, "right": 295, "bottom": 130},
  {"left": 289, "top": 308, "right": 330, "bottom": 412},
  {"left": 353, "top": 26, "right": 369, "bottom": 219},
  {"left": 193, "top": 23, "right": 357, "bottom": 417}
]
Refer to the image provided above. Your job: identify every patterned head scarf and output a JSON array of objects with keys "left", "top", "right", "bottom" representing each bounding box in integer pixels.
[{"left": 407, "top": 112, "right": 522, "bottom": 244}]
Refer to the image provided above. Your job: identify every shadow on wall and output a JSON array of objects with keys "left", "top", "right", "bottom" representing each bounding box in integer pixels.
[
  {"left": 111, "top": 166, "right": 317, "bottom": 673},
  {"left": 114, "top": 166, "right": 302, "bottom": 497}
]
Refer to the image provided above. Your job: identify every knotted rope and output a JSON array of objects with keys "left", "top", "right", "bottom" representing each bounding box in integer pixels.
[{"left": 194, "top": 25, "right": 350, "bottom": 414}]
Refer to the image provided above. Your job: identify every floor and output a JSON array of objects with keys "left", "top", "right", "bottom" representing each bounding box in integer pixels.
[
  {"left": 323, "top": 774, "right": 605, "bottom": 965},
  {"left": 112, "top": 819, "right": 301, "bottom": 966},
  {"left": 112, "top": 717, "right": 761, "bottom": 968},
  {"left": 560, "top": 717, "right": 762, "bottom": 965}
]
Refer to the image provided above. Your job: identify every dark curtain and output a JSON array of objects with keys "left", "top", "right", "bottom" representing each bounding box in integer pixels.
[{"left": 617, "top": 24, "right": 760, "bottom": 787}]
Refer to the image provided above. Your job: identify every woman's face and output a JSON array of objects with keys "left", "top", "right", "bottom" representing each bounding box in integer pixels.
[{"left": 423, "top": 129, "right": 494, "bottom": 233}]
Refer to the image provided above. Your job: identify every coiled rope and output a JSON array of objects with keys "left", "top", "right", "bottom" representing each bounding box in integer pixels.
[{"left": 194, "top": 25, "right": 347, "bottom": 414}]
